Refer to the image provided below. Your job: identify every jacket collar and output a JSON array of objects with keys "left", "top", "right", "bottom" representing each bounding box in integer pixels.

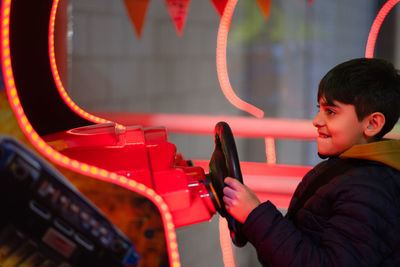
[{"left": 339, "top": 139, "right": 400, "bottom": 171}]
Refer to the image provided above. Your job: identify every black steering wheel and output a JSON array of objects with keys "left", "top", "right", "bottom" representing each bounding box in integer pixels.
[{"left": 207, "top": 121, "right": 248, "bottom": 247}]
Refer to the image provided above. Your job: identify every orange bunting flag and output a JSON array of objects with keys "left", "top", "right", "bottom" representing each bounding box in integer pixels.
[
  {"left": 165, "top": 0, "right": 191, "bottom": 36},
  {"left": 211, "top": 0, "right": 228, "bottom": 17},
  {"left": 256, "top": 0, "right": 272, "bottom": 19},
  {"left": 123, "top": 0, "right": 151, "bottom": 38}
]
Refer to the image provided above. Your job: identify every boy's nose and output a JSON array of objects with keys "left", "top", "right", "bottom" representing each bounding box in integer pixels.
[{"left": 312, "top": 112, "right": 323, "bottom": 128}]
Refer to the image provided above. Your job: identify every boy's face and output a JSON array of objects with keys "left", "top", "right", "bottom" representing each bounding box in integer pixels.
[{"left": 313, "top": 97, "right": 369, "bottom": 156}]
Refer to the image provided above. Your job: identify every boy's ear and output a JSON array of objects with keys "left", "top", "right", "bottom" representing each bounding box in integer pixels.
[{"left": 364, "top": 112, "right": 385, "bottom": 138}]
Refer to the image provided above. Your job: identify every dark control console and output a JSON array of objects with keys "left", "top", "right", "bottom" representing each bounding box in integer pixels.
[{"left": 0, "top": 135, "right": 139, "bottom": 266}]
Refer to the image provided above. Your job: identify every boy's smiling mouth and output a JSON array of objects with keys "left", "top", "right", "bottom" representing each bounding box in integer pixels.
[{"left": 318, "top": 131, "right": 330, "bottom": 138}]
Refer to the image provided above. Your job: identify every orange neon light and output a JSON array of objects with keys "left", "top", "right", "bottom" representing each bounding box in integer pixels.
[
  {"left": 1, "top": 1, "right": 180, "bottom": 266},
  {"left": 365, "top": 0, "right": 400, "bottom": 58},
  {"left": 216, "top": 0, "right": 264, "bottom": 119},
  {"left": 48, "top": 0, "right": 110, "bottom": 124},
  {"left": 219, "top": 217, "right": 236, "bottom": 267},
  {"left": 265, "top": 137, "right": 276, "bottom": 164}
]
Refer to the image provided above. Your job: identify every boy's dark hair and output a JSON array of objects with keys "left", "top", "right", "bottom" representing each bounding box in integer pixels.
[{"left": 318, "top": 58, "right": 400, "bottom": 139}]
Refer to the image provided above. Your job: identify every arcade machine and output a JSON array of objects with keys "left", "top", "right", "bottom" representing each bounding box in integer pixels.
[{"left": 1, "top": 0, "right": 398, "bottom": 266}]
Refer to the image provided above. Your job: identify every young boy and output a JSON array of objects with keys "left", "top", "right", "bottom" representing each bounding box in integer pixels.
[{"left": 223, "top": 58, "right": 400, "bottom": 266}]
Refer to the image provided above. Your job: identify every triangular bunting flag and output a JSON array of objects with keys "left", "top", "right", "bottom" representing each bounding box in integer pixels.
[
  {"left": 123, "top": 0, "right": 151, "bottom": 38},
  {"left": 256, "top": 0, "right": 272, "bottom": 19},
  {"left": 308, "top": 0, "right": 313, "bottom": 6},
  {"left": 211, "top": 0, "right": 228, "bottom": 17},
  {"left": 165, "top": 0, "right": 191, "bottom": 36}
]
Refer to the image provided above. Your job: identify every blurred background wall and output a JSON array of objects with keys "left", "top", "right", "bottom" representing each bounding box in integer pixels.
[{"left": 55, "top": 0, "right": 399, "bottom": 266}]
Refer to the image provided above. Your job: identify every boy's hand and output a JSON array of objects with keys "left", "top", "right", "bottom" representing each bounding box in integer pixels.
[{"left": 223, "top": 177, "right": 261, "bottom": 223}]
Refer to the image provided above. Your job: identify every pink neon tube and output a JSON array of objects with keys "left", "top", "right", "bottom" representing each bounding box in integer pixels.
[
  {"left": 94, "top": 112, "right": 318, "bottom": 140},
  {"left": 216, "top": 0, "right": 264, "bottom": 118},
  {"left": 365, "top": 0, "right": 400, "bottom": 58}
]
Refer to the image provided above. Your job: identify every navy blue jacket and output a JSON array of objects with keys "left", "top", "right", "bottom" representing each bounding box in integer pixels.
[{"left": 242, "top": 140, "right": 400, "bottom": 266}]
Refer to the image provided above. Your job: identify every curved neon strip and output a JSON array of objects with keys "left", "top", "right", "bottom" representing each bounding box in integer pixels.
[
  {"left": 216, "top": 0, "right": 264, "bottom": 119},
  {"left": 1, "top": 1, "right": 180, "bottom": 266},
  {"left": 365, "top": 0, "right": 400, "bottom": 58},
  {"left": 49, "top": 0, "right": 110, "bottom": 124}
]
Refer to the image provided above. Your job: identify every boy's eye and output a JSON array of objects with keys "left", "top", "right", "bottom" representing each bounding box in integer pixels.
[
  {"left": 316, "top": 104, "right": 335, "bottom": 115},
  {"left": 326, "top": 108, "right": 335, "bottom": 115}
]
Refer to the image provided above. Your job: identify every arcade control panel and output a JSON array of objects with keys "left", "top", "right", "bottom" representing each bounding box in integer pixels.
[{"left": 0, "top": 135, "right": 139, "bottom": 267}]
